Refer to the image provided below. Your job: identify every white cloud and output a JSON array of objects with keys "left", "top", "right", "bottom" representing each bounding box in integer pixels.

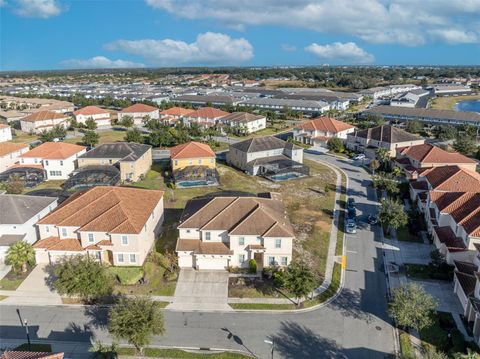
[
  {"left": 105, "top": 32, "right": 253, "bottom": 65},
  {"left": 428, "top": 29, "right": 478, "bottom": 44},
  {"left": 281, "top": 43, "right": 297, "bottom": 52},
  {"left": 145, "top": 0, "right": 480, "bottom": 46},
  {"left": 61, "top": 56, "right": 145, "bottom": 69},
  {"left": 13, "top": 0, "right": 63, "bottom": 18},
  {"left": 305, "top": 42, "right": 374, "bottom": 64},
  {"left": 0, "top": 0, "right": 6, "bottom": 7}
]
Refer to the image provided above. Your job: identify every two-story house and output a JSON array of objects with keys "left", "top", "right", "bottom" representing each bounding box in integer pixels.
[
  {"left": 73, "top": 106, "right": 112, "bottom": 127},
  {"left": 218, "top": 112, "right": 267, "bottom": 134},
  {"left": 33, "top": 186, "right": 164, "bottom": 266},
  {"left": 176, "top": 193, "right": 294, "bottom": 270},
  {"left": 159, "top": 107, "right": 194, "bottom": 120},
  {"left": 227, "top": 136, "right": 308, "bottom": 180},
  {"left": 17, "top": 142, "right": 86, "bottom": 180},
  {"left": 118, "top": 104, "right": 159, "bottom": 125},
  {"left": 78, "top": 142, "right": 152, "bottom": 182},
  {"left": 346, "top": 125, "right": 424, "bottom": 158},
  {"left": 293, "top": 116, "right": 355, "bottom": 148},
  {"left": 182, "top": 107, "right": 229, "bottom": 128},
  {"left": 0, "top": 124, "right": 12, "bottom": 143},
  {"left": 20, "top": 111, "right": 69, "bottom": 134},
  {"left": 0, "top": 142, "right": 29, "bottom": 172},
  {"left": 395, "top": 143, "right": 477, "bottom": 179}
]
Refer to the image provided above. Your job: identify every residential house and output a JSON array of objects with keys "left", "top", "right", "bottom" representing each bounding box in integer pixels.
[
  {"left": 395, "top": 143, "right": 477, "bottom": 179},
  {"left": 33, "top": 186, "right": 164, "bottom": 266},
  {"left": 176, "top": 193, "right": 294, "bottom": 270},
  {"left": 218, "top": 112, "right": 267, "bottom": 134},
  {"left": 0, "top": 142, "right": 29, "bottom": 172},
  {"left": 182, "top": 107, "right": 229, "bottom": 128},
  {"left": 20, "top": 111, "right": 69, "bottom": 134},
  {"left": 227, "top": 136, "right": 307, "bottom": 179},
  {"left": 78, "top": 142, "right": 152, "bottom": 182},
  {"left": 118, "top": 103, "right": 159, "bottom": 125},
  {"left": 159, "top": 107, "right": 194, "bottom": 120},
  {"left": 170, "top": 141, "right": 218, "bottom": 187},
  {"left": 0, "top": 124, "right": 12, "bottom": 143},
  {"left": 346, "top": 125, "right": 424, "bottom": 158},
  {"left": 293, "top": 116, "right": 355, "bottom": 147},
  {"left": 17, "top": 142, "right": 86, "bottom": 180},
  {"left": 73, "top": 105, "right": 111, "bottom": 127},
  {"left": 0, "top": 193, "right": 57, "bottom": 263}
]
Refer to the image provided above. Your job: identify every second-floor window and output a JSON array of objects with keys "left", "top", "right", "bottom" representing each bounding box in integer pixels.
[
  {"left": 60, "top": 160, "right": 63, "bottom": 166},
  {"left": 121, "top": 235, "right": 128, "bottom": 245},
  {"left": 88, "top": 233, "right": 94, "bottom": 243},
  {"left": 205, "top": 232, "right": 211, "bottom": 241},
  {"left": 45, "top": 226, "right": 49, "bottom": 233},
  {"left": 61, "top": 228, "right": 67, "bottom": 237},
  {"left": 275, "top": 239, "right": 282, "bottom": 248},
  {"left": 45, "top": 160, "right": 49, "bottom": 165},
  {"left": 239, "top": 237, "right": 245, "bottom": 246}
]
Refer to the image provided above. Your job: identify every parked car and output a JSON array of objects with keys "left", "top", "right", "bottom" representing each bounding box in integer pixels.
[
  {"left": 347, "top": 197, "right": 355, "bottom": 209},
  {"left": 346, "top": 221, "right": 357, "bottom": 234},
  {"left": 352, "top": 154, "right": 365, "bottom": 160},
  {"left": 367, "top": 215, "right": 378, "bottom": 225}
]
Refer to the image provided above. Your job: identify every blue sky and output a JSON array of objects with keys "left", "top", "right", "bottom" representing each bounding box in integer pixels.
[{"left": 1, "top": 0, "right": 479, "bottom": 71}]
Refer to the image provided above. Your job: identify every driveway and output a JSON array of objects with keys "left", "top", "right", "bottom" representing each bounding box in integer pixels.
[{"left": 167, "top": 269, "right": 231, "bottom": 311}]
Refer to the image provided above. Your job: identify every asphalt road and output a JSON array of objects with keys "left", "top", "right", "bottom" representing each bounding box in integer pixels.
[{"left": 0, "top": 153, "right": 395, "bottom": 359}]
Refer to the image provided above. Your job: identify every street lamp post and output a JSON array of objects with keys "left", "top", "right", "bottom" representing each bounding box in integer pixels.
[
  {"left": 264, "top": 339, "right": 274, "bottom": 359},
  {"left": 24, "top": 319, "right": 31, "bottom": 351}
]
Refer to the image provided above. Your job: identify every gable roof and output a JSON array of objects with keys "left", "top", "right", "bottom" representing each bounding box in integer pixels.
[
  {"left": 19, "top": 142, "right": 86, "bottom": 160},
  {"left": 420, "top": 166, "right": 480, "bottom": 192},
  {"left": 73, "top": 105, "right": 110, "bottom": 116},
  {"left": 37, "top": 186, "right": 163, "bottom": 234},
  {"left": 21, "top": 111, "right": 67, "bottom": 122},
  {"left": 230, "top": 136, "right": 300, "bottom": 153},
  {"left": 0, "top": 142, "right": 28, "bottom": 157},
  {"left": 296, "top": 116, "right": 354, "bottom": 133},
  {"left": 178, "top": 194, "right": 294, "bottom": 238},
  {"left": 79, "top": 142, "right": 151, "bottom": 161},
  {"left": 185, "top": 107, "right": 229, "bottom": 119},
  {"left": 120, "top": 103, "right": 158, "bottom": 113},
  {"left": 160, "top": 107, "right": 195, "bottom": 116},
  {"left": 170, "top": 141, "right": 215, "bottom": 160},
  {"left": 220, "top": 112, "right": 265, "bottom": 123},
  {"left": 398, "top": 143, "right": 476, "bottom": 165},
  {"left": 0, "top": 194, "right": 57, "bottom": 224},
  {"left": 352, "top": 125, "right": 422, "bottom": 144}
]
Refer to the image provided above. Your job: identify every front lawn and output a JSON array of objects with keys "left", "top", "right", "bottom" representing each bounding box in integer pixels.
[
  {"left": 117, "top": 347, "right": 253, "bottom": 358},
  {"left": 396, "top": 226, "right": 422, "bottom": 242},
  {"left": 405, "top": 263, "right": 454, "bottom": 281},
  {"left": 228, "top": 277, "right": 293, "bottom": 299},
  {"left": 64, "top": 128, "right": 127, "bottom": 145},
  {"left": 0, "top": 266, "right": 34, "bottom": 290}
]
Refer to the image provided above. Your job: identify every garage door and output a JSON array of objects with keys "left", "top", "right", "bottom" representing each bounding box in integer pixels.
[{"left": 195, "top": 256, "right": 229, "bottom": 270}]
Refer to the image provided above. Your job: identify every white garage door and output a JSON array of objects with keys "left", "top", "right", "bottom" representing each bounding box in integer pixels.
[{"left": 195, "top": 256, "right": 229, "bottom": 270}]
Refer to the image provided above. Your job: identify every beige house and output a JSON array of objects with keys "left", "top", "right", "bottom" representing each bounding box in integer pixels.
[
  {"left": 182, "top": 107, "right": 229, "bottom": 128},
  {"left": 73, "top": 106, "right": 111, "bottom": 127},
  {"left": 78, "top": 142, "right": 152, "bottom": 182},
  {"left": 293, "top": 116, "right": 355, "bottom": 147},
  {"left": 20, "top": 111, "right": 69, "bottom": 134},
  {"left": 0, "top": 142, "right": 29, "bottom": 172},
  {"left": 218, "top": 112, "right": 267, "bottom": 134},
  {"left": 33, "top": 186, "right": 164, "bottom": 266},
  {"left": 346, "top": 125, "right": 424, "bottom": 158},
  {"left": 118, "top": 104, "right": 159, "bottom": 125},
  {"left": 176, "top": 193, "right": 294, "bottom": 270},
  {"left": 0, "top": 124, "right": 12, "bottom": 143}
]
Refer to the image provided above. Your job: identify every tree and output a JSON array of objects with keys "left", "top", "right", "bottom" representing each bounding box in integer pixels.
[
  {"left": 430, "top": 249, "right": 446, "bottom": 268},
  {"left": 148, "top": 130, "right": 174, "bottom": 147},
  {"left": 405, "top": 120, "right": 422, "bottom": 134},
  {"left": 39, "top": 125, "right": 67, "bottom": 142},
  {"left": 379, "top": 198, "right": 408, "bottom": 236},
  {"left": 53, "top": 255, "right": 113, "bottom": 302},
  {"left": 108, "top": 296, "right": 165, "bottom": 355},
  {"left": 369, "top": 159, "right": 380, "bottom": 175},
  {"left": 283, "top": 261, "right": 318, "bottom": 306},
  {"left": 389, "top": 283, "right": 437, "bottom": 332},
  {"left": 1, "top": 176, "right": 25, "bottom": 194},
  {"left": 5, "top": 241, "right": 35, "bottom": 273},
  {"left": 375, "top": 147, "right": 391, "bottom": 170},
  {"left": 89, "top": 341, "right": 118, "bottom": 359},
  {"left": 453, "top": 134, "right": 476, "bottom": 155},
  {"left": 85, "top": 117, "right": 98, "bottom": 130},
  {"left": 120, "top": 115, "right": 134, "bottom": 129},
  {"left": 434, "top": 125, "right": 456, "bottom": 141},
  {"left": 124, "top": 128, "right": 144, "bottom": 143},
  {"left": 372, "top": 172, "right": 399, "bottom": 196},
  {"left": 82, "top": 130, "right": 99, "bottom": 147},
  {"left": 327, "top": 137, "right": 345, "bottom": 153}
]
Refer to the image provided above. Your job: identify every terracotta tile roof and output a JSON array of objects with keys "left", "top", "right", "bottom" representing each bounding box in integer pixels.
[
  {"left": 455, "top": 270, "right": 477, "bottom": 296},
  {"left": 395, "top": 157, "right": 412, "bottom": 165},
  {"left": 120, "top": 103, "right": 158, "bottom": 113},
  {"left": 73, "top": 105, "right": 110, "bottom": 116},
  {"left": 1, "top": 352, "right": 64, "bottom": 359},
  {"left": 176, "top": 239, "right": 233, "bottom": 255},
  {"left": 434, "top": 192, "right": 480, "bottom": 237},
  {"left": 33, "top": 237, "right": 83, "bottom": 251},
  {"left": 0, "top": 124, "right": 9, "bottom": 129},
  {"left": 21, "top": 111, "right": 67, "bottom": 122},
  {"left": 397, "top": 143, "right": 476, "bottom": 165},
  {"left": 160, "top": 107, "right": 195, "bottom": 116},
  {"left": 296, "top": 116, "right": 354, "bottom": 133},
  {"left": 8, "top": 164, "right": 44, "bottom": 170},
  {"left": 37, "top": 186, "right": 163, "bottom": 234},
  {"left": 19, "top": 142, "right": 86, "bottom": 160},
  {"left": 179, "top": 194, "right": 294, "bottom": 238},
  {"left": 453, "top": 260, "right": 478, "bottom": 275},
  {"left": 433, "top": 226, "right": 466, "bottom": 251},
  {"left": 185, "top": 107, "right": 229, "bottom": 119},
  {"left": 170, "top": 141, "right": 215, "bottom": 159},
  {"left": 409, "top": 180, "right": 429, "bottom": 191},
  {"left": 97, "top": 239, "right": 113, "bottom": 246},
  {"left": 312, "top": 135, "right": 331, "bottom": 142},
  {"left": 0, "top": 142, "right": 28, "bottom": 157},
  {"left": 420, "top": 166, "right": 480, "bottom": 192}
]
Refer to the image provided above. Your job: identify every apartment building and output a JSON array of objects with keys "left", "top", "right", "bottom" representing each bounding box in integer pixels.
[{"left": 293, "top": 116, "right": 355, "bottom": 148}]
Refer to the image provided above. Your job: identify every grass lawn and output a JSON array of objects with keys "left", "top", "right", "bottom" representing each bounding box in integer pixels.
[
  {"left": 429, "top": 94, "right": 480, "bottom": 110},
  {"left": 0, "top": 266, "right": 34, "bottom": 290},
  {"left": 399, "top": 332, "right": 414, "bottom": 359},
  {"left": 0, "top": 295, "right": 7, "bottom": 301},
  {"left": 227, "top": 124, "right": 293, "bottom": 140},
  {"left": 15, "top": 343, "right": 52, "bottom": 352},
  {"left": 228, "top": 277, "right": 294, "bottom": 299},
  {"left": 335, "top": 173, "right": 347, "bottom": 256},
  {"left": 405, "top": 264, "right": 453, "bottom": 281},
  {"left": 396, "top": 226, "right": 422, "bottom": 242},
  {"left": 117, "top": 347, "right": 253, "bottom": 358},
  {"left": 11, "top": 130, "right": 38, "bottom": 144},
  {"left": 228, "top": 303, "right": 296, "bottom": 310},
  {"left": 303, "top": 261, "right": 341, "bottom": 308},
  {"left": 64, "top": 128, "right": 128, "bottom": 145}
]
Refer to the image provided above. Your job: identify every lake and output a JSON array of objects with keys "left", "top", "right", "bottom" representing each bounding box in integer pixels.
[{"left": 455, "top": 99, "right": 480, "bottom": 113}]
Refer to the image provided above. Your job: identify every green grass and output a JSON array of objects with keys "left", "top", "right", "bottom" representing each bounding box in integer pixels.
[
  {"left": 229, "top": 302, "right": 296, "bottom": 310},
  {"left": 10, "top": 130, "right": 38, "bottom": 144},
  {"left": 405, "top": 264, "right": 453, "bottom": 281},
  {"left": 15, "top": 343, "right": 52, "bottom": 352},
  {"left": 107, "top": 267, "right": 144, "bottom": 285},
  {"left": 396, "top": 226, "right": 422, "bottom": 242},
  {"left": 227, "top": 124, "right": 293, "bottom": 140},
  {"left": 117, "top": 347, "right": 252, "bottom": 358},
  {"left": 399, "top": 332, "right": 414, "bottom": 359},
  {"left": 335, "top": 172, "right": 347, "bottom": 256},
  {"left": 0, "top": 267, "right": 34, "bottom": 291},
  {"left": 303, "top": 261, "right": 342, "bottom": 308},
  {"left": 64, "top": 129, "right": 127, "bottom": 145},
  {"left": 429, "top": 93, "right": 480, "bottom": 110}
]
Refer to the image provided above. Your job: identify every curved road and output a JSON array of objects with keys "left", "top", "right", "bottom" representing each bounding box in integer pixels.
[{"left": 0, "top": 153, "right": 395, "bottom": 358}]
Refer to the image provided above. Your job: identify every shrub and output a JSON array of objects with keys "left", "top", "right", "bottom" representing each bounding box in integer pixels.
[
  {"left": 108, "top": 267, "right": 144, "bottom": 285},
  {"left": 273, "top": 270, "right": 286, "bottom": 288},
  {"left": 248, "top": 259, "right": 257, "bottom": 274}
]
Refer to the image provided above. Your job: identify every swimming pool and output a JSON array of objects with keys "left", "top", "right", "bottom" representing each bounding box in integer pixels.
[
  {"left": 269, "top": 172, "right": 304, "bottom": 181},
  {"left": 177, "top": 180, "right": 210, "bottom": 187}
]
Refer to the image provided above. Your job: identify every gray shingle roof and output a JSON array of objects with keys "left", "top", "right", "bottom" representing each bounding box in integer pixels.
[
  {"left": 352, "top": 125, "right": 422, "bottom": 144},
  {"left": 0, "top": 194, "right": 57, "bottom": 224},
  {"left": 79, "top": 142, "right": 151, "bottom": 162},
  {"left": 230, "top": 136, "right": 300, "bottom": 153}
]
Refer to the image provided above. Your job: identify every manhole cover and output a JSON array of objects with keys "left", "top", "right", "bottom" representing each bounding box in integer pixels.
[{"left": 376, "top": 326, "right": 382, "bottom": 331}]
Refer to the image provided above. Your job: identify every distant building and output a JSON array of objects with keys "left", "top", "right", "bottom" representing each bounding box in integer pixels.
[
  {"left": 293, "top": 116, "right": 355, "bottom": 148},
  {"left": 182, "top": 107, "right": 230, "bottom": 128},
  {"left": 0, "top": 142, "right": 29, "bottom": 172},
  {"left": 0, "top": 124, "right": 12, "bottom": 143},
  {"left": 360, "top": 84, "right": 421, "bottom": 100},
  {"left": 432, "top": 84, "right": 472, "bottom": 96},
  {"left": 73, "top": 105, "right": 111, "bottom": 127},
  {"left": 173, "top": 95, "right": 239, "bottom": 107},
  {"left": 390, "top": 89, "right": 430, "bottom": 108},
  {"left": 239, "top": 97, "right": 330, "bottom": 114},
  {"left": 118, "top": 103, "right": 159, "bottom": 125},
  {"left": 20, "top": 111, "right": 69, "bottom": 134},
  {"left": 218, "top": 112, "right": 267, "bottom": 134},
  {"left": 159, "top": 107, "right": 195, "bottom": 119}
]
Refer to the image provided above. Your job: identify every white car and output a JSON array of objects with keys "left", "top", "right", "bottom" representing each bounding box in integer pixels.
[
  {"left": 352, "top": 154, "right": 366, "bottom": 161},
  {"left": 346, "top": 221, "right": 357, "bottom": 234}
]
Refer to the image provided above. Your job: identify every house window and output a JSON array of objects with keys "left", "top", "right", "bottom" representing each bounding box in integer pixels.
[
  {"left": 129, "top": 254, "right": 136, "bottom": 263},
  {"left": 60, "top": 160, "right": 63, "bottom": 166},
  {"left": 174, "top": 160, "right": 178, "bottom": 166},
  {"left": 239, "top": 237, "right": 245, "bottom": 246},
  {"left": 88, "top": 233, "right": 94, "bottom": 243},
  {"left": 268, "top": 256, "right": 275, "bottom": 265},
  {"left": 121, "top": 235, "right": 128, "bottom": 245},
  {"left": 189, "top": 160, "right": 193, "bottom": 165},
  {"left": 239, "top": 254, "right": 245, "bottom": 264},
  {"left": 61, "top": 228, "right": 67, "bottom": 237},
  {"left": 45, "top": 160, "right": 49, "bottom": 165},
  {"left": 95, "top": 251, "right": 101, "bottom": 260},
  {"left": 198, "top": 159, "right": 202, "bottom": 165},
  {"left": 109, "top": 159, "right": 113, "bottom": 164},
  {"left": 281, "top": 257, "right": 288, "bottom": 266},
  {"left": 210, "top": 158, "right": 214, "bottom": 164},
  {"left": 205, "top": 232, "right": 211, "bottom": 241},
  {"left": 275, "top": 239, "right": 282, "bottom": 248},
  {"left": 117, "top": 254, "right": 124, "bottom": 263},
  {"left": 49, "top": 170, "right": 62, "bottom": 176}
]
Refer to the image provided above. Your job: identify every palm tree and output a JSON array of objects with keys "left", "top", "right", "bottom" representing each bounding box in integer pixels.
[
  {"left": 5, "top": 241, "right": 36, "bottom": 273},
  {"left": 375, "top": 147, "right": 391, "bottom": 170}
]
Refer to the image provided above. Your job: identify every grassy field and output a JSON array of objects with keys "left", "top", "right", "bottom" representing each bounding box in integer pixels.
[
  {"left": 117, "top": 347, "right": 253, "bottom": 358},
  {"left": 228, "top": 302, "right": 296, "bottom": 310},
  {"left": 429, "top": 94, "right": 480, "bottom": 110},
  {"left": 64, "top": 128, "right": 127, "bottom": 145},
  {"left": 399, "top": 332, "right": 414, "bottom": 359},
  {"left": 335, "top": 173, "right": 347, "bottom": 256},
  {"left": 11, "top": 130, "right": 38, "bottom": 144},
  {"left": 228, "top": 124, "right": 293, "bottom": 140}
]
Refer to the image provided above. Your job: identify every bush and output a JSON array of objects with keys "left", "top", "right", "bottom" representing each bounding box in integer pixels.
[
  {"left": 248, "top": 259, "right": 257, "bottom": 274},
  {"left": 108, "top": 267, "right": 144, "bottom": 285},
  {"left": 273, "top": 270, "right": 286, "bottom": 288}
]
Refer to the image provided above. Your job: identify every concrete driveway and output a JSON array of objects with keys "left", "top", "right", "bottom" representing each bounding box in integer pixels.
[{"left": 167, "top": 269, "right": 231, "bottom": 311}]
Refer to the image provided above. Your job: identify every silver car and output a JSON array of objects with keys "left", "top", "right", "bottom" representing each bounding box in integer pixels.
[{"left": 346, "top": 221, "right": 357, "bottom": 234}]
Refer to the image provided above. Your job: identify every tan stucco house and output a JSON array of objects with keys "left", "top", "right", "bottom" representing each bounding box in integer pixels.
[{"left": 293, "top": 116, "right": 355, "bottom": 148}]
